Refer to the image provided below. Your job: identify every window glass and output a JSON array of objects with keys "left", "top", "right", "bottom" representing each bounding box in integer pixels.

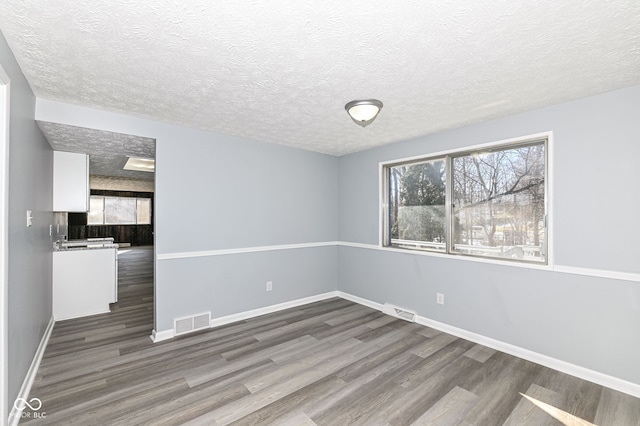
[
  {"left": 88, "top": 196, "right": 152, "bottom": 225},
  {"left": 388, "top": 159, "right": 446, "bottom": 251},
  {"left": 383, "top": 138, "right": 547, "bottom": 264},
  {"left": 136, "top": 198, "right": 152, "bottom": 225},
  {"left": 87, "top": 196, "right": 104, "bottom": 225},
  {"left": 451, "top": 143, "right": 546, "bottom": 262},
  {"left": 104, "top": 197, "right": 136, "bottom": 224}
]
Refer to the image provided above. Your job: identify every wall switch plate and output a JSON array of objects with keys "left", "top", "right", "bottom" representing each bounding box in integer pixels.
[
  {"left": 266, "top": 281, "right": 273, "bottom": 291},
  {"left": 436, "top": 293, "right": 445, "bottom": 305},
  {"left": 26, "top": 210, "right": 33, "bottom": 227}
]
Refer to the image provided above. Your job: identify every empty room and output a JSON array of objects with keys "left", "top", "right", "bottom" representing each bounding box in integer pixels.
[{"left": 1, "top": 1, "right": 640, "bottom": 425}]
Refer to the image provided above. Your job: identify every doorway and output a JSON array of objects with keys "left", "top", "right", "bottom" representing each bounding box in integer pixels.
[{"left": 0, "top": 64, "right": 11, "bottom": 426}]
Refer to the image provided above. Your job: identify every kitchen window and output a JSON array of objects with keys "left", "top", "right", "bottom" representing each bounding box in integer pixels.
[
  {"left": 88, "top": 196, "right": 152, "bottom": 225},
  {"left": 383, "top": 137, "right": 547, "bottom": 264}
]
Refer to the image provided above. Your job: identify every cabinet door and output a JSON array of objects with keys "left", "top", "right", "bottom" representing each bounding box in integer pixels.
[
  {"left": 53, "top": 151, "right": 89, "bottom": 212},
  {"left": 53, "top": 249, "right": 115, "bottom": 320}
]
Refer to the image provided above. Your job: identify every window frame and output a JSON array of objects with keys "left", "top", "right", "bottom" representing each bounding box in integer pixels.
[
  {"left": 384, "top": 155, "right": 448, "bottom": 252},
  {"left": 380, "top": 133, "right": 551, "bottom": 266},
  {"left": 88, "top": 195, "right": 153, "bottom": 226}
]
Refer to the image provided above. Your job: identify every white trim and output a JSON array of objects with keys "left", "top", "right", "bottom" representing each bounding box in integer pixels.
[
  {"left": 378, "top": 160, "right": 385, "bottom": 247},
  {"left": 7, "top": 316, "right": 55, "bottom": 426},
  {"left": 158, "top": 239, "right": 638, "bottom": 282},
  {"left": 377, "top": 131, "right": 554, "bottom": 267},
  {"left": 552, "top": 265, "right": 640, "bottom": 282},
  {"left": 546, "top": 131, "right": 555, "bottom": 267},
  {"left": 338, "top": 241, "right": 551, "bottom": 270},
  {"left": 150, "top": 291, "right": 339, "bottom": 343},
  {"left": 150, "top": 328, "right": 174, "bottom": 343},
  {"left": 378, "top": 131, "right": 553, "bottom": 168},
  {"left": 153, "top": 288, "right": 640, "bottom": 398},
  {"left": 53, "top": 308, "right": 111, "bottom": 322},
  {"left": 336, "top": 291, "right": 384, "bottom": 311},
  {"left": 339, "top": 291, "right": 640, "bottom": 399},
  {"left": 412, "top": 315, "right": 640, "bottom": 399},
  {"left": 337, "top": 241, "right": 640, "bottom": 282},
  {"left": 209, "top": 292, "right": 339, "bottom": 327},
  {"left": 157, "top": 241, "right": 338, "bottom": 261},
  {"left": 0, "top": 64, "right": 10, "bottom": 426}
]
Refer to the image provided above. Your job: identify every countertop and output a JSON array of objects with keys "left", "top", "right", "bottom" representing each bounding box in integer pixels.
[{"left": 54, "top": 238, "right": 119, "bottom": 251}]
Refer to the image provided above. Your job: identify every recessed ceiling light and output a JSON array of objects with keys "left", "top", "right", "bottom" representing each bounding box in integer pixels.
[{"left": 123, "top": 157, "right": 155, "bottom": 172}]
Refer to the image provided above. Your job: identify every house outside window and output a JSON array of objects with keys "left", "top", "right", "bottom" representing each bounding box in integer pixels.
[{"left": 383, "top": 137, "right": 547, "bottom": 264}]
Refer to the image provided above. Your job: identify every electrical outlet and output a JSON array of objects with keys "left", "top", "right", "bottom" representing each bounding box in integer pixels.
[
  {"left": 266, "top": 281, "right": 273, "bottom": 291},
  {"left": 436, "top": 293, "right": 445, "bottom": 305}
]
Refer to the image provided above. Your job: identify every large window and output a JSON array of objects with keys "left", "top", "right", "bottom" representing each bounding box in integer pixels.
[
  {"left": 88, "top": 196, "right": 152, "bottom": 225},
  {"left": 384, "top": 138, "right": 547, "bottom": 263}
]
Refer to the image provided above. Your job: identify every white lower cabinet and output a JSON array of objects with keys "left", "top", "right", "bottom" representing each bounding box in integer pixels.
[{"left": 53, "top": 248, "right": 117, "bottom": 321}]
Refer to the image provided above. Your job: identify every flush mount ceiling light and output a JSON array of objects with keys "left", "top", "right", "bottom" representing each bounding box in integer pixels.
[
  {"left": 345, "top": 99, "right": 383, "bottom": 127},
  {"left": 123, "top": 157, "right": 155, "bottom": 172}
]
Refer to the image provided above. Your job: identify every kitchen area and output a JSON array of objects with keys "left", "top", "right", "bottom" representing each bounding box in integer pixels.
[
  {"left": 53, "top": 237, "right": 119, "bottom": 321},
  {"left": 44, "top": 124, "right": 156, "bottom": 321}
]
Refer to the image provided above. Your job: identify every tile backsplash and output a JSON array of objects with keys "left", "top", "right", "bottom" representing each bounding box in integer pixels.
[{"left": 53, "top": 211, "right": 68, "bottom": 241}]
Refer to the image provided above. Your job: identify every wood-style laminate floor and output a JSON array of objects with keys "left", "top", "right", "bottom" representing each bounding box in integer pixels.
[{"left": 19, "top": 246, "right": 640, "bottom": 425}]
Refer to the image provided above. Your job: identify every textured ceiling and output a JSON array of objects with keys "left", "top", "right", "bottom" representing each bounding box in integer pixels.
[
  {"left": 1, "top": 1, "right": 640, "bottom": 157},
  {"left": 37, "top": 121, "right": 156, "bottom": 181}
]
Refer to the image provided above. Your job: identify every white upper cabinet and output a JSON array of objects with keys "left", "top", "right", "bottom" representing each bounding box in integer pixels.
[{"left": 53, "top": 151, "right": 89, "bottom": 212}]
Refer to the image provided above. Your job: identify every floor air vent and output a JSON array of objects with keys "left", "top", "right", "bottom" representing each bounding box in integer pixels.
[
  {"left": 174, "top": 312, "right": 211, "bottom": 336},
  {"left": 382, "top": 303, "right": 416, "bottom": 322}
]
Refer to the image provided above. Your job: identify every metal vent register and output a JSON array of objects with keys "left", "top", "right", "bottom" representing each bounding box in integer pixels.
[
  {"left": 173, "top": 312, "right": 211, "bottom": 336},
  {"left": 382, "top": 303, "right": 416, "bottom": 322}
]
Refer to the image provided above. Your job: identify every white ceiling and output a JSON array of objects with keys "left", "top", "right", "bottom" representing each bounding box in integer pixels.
[
  {"left": 1, "top": 0, "right": 639, "bottom": 157},
  {"left": 36, "top": 121, "right": 156, "bottom": 181}
]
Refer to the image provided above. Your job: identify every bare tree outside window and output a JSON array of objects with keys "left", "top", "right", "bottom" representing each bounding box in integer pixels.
[
  {"left": 452, "top": 143, "right": 546, "bottom": 261},
  {"left": 389, "top": 159, "right": 446, "bottom": 251},
  {"left": 383, "top": 138, "right": 547, "bottom": 264}
]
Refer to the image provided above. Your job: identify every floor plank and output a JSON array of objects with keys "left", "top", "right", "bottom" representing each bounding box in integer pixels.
[
  {"left": 17, "top": 246, "right": 640, "bottom": 425},
  {"left": 412, "top": 386, "right": 478, "bottom": 426}
]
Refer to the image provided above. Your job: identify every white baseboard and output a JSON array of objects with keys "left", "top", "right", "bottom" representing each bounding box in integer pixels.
[
  {"left": 149, "top": 289, "right": 640, "bottom": 398},
  {"left": 8, "top": 315, "right": 55, "bottom": 426},
  {"left": 151, "top": 291, "right": 340, "bottom": 343},
  {"left": 150, "top": 328, "right": 174, "bottom": 343},
  {"left": 53, "top": 308, "right": 111, "bottom": 322},
  {"left": 338, "top": 291, "right": 640, "bottom": 399},
  {"left": 208, "top": 291, "right": 339, "bottom": 328},
  {"left": 336, "top": 291, "right": 383, "bottom": 311}
]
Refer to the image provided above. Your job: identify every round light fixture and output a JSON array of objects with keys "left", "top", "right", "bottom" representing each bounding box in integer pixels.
[{"left": 345, "top": 99, "right": 383, "bottom": 127}]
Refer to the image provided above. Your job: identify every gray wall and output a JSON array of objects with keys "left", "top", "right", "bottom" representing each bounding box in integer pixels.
[
  {"left": 154, "top": 131, "right": 339, "bottom": 331},
  {"left": 156, "top": 247, "right": 337, "bottom": 326},
  {"left": 156, "top": 132, "right": 338, "bottom": 253},
  {"left": 32, "top": 74, "right": 640, "bottom": 384},
  {"left": 0, "top": 32, "right": 53, "bottom": 411},
  {"left": 33, "top": 100, "right": 340, "bottom": 332},
  {"left": 338, "top": 85, "right": 640, "bottom": 384}
]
